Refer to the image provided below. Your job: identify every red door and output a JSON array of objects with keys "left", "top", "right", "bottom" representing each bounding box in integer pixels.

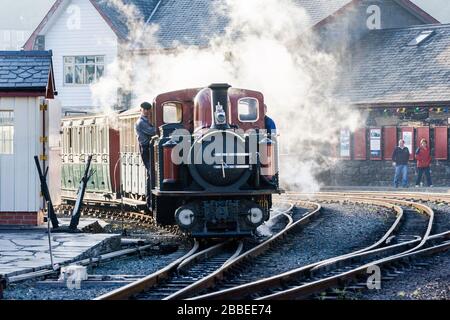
[
  {"left": 383, "top": 127, "right": 397, "bottom": 160},
  {"left": 353, "top": 128, "right": 366, "bottom": 160},
  {"left": 434, "top": 127, "right": 448, "bottom": 160}
]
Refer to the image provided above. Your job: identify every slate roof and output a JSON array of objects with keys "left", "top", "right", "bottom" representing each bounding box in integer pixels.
[
  {"left": 295, "top": 0, "right": 353, "bottom": 26},
  {"left": 86, "top": 0, "right": 353, "bottom": 47},
  {"left": 25, "top": 0, "right": 437, "bottom": 50},
  {"left": 148, "top": 0, "right": 352, "bottom": 48},
  {"left": 337, "top": 24, "right": 450, "bottom": 105},
  {"left": 92, "top": 0, "right": 160, "bottom": 39},
  {"left": 0, "top": 51, "right": 53, "bottom": 91}
]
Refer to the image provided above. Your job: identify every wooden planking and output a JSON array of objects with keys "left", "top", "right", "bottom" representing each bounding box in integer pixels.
[
  {"left": 434, "top": 127, "right": 448, "bottom": 160},
  {"left": 29, "top": 97, "right": 41, "bottom": 211},
  {"left": 0, "top": 97, "right": 42, "bottom": 212},
  {"left": 0, "top": 97, "right": 15, "bottom": 211},
  {"left": 353, "top": 128, "right": 367, "bottom": 160},
  {"left": 13, "top": 97, "right": 29, "bottom": 211},
  {"left": 383, "top": 127, "right": 397, "bottom": 160}
]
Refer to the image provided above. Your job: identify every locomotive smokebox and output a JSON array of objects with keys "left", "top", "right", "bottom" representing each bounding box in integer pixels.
[{"left": 209, "top": 83, "right": 231, "bottom": 130}]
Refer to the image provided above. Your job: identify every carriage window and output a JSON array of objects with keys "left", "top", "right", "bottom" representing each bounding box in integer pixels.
[
  {"left": 238, "top": 98, "right": 259, "bottom": 122},
  {"left": 163, "top": 102, "right": 182, "bottom": 124}
]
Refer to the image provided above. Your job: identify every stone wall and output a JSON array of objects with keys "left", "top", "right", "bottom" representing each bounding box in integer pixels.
[{"left": 323, "top": 158, "right": 450, "bottom": 187}]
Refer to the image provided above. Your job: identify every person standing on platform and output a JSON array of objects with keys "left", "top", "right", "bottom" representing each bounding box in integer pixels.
[
  {"left": 415, "top": 139, "right": 433, "bottom": 187},
  {"left": 392, "top": 139, "right": 410, "bottom": 188}
]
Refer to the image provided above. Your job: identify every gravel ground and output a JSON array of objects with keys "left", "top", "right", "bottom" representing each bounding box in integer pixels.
[
  {"left": 211, "top": 202, "right": 396, "bottom": 290},
  {"left": 346, "top": 251, "right": 450, "bottom": 300},
  {"left": 425, "top": 202, "right": 450, "bottom": 234},
  {"left": 3, "top": 245, "right": 190, "bottom": 300},
  {"left": 2, "top": 204, "right": 288, "bottom": 300},
  {"left": 342, "top": 200, "right": 450, "bottom": 300},
  {"left": 3, "top": 212, "right": 190, "bottom": 300}
]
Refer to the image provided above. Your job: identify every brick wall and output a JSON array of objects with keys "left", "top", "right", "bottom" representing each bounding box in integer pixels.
[{"left": 0, "top": 211, "right": 44, "bottom": 226}]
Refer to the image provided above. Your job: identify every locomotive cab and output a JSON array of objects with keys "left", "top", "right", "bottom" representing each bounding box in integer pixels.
[{"left": 150, "top": 84, "right": 282, "bottom": 238}]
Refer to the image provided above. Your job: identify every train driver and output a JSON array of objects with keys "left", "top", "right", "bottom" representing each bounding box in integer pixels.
[
  {"left": 135, "top": 102, "right": 156, "bottom": 210},
  {"left": 264, "top": 104, "right": 277, "bottom": 137}
]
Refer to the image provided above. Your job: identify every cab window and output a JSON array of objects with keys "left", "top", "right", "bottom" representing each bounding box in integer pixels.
[
  {"left": 238, "top": 98, "right": 259, "bottom": 122},
  {"left": 163, "top": 102, "right": 183, "bottom": 123}
]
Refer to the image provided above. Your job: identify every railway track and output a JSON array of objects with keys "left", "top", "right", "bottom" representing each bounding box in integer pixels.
[
  {"left": 94, "top": 201, "right": 318, "bottom": 300},
  {"left": 189, "top": 192, "right": 449, "bottom": 300},
  {"left": 57, "top": 203, "right": 183, "bottom": 236},
  {"left": 36, "top": 191, "right": 449, "bottom": 300}
]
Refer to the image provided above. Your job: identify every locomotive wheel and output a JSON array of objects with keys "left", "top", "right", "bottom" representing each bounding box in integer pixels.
[{"left": 154, "top": 196, "right": 177, "bottom": 226}]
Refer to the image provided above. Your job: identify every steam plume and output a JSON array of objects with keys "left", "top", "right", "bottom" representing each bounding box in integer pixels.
[{"left": 91, "top": 0, "right": 363, "bottom": 192}]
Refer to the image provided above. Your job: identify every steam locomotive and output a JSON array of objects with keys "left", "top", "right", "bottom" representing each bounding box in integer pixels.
[{"left": 61, "top": 84, "right": 281, "bottom": 237}]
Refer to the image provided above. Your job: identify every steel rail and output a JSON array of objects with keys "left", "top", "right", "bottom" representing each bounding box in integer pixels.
[
  {"left": 190, "top": 198, "right": 405, "bottom": 300},
  {"left": 292, "top": 191, "right": 450, "bottom": 203},
  {"left": 243, "top": 194, "right": 436, "bottom": 300},
  {"left": 258, "top": 231, "right": 450, "bottom": 300},
  {"left": 289, "top": 194, "right": 435, "bottom": 255},
  {"left": 94, "top": 240, "right": 200, "bottom": 300},
  {"left": 94, "top": 202, "right": 296, "bottom": 300},
  {"left": 163, "top": 201, "right": 320, "bottom": 299}
]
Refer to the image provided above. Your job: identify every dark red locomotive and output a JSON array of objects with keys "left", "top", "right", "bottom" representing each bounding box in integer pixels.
[
  {"left": 148, "top": 84, "right": 282, "bottom": 237},
  {"left": 61, "top": 84, "right": 281, "bottom": 238}
]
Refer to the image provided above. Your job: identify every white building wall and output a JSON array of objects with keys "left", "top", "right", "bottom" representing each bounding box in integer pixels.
[
  {"left": 48, "top": 99, "right": 62, "bottom": 205},
  {"left": 0, "top": 97, "right": 41, "bottom": 212},
  {"left": 44, "top": 0, "right": 118, "bottom": 112}
]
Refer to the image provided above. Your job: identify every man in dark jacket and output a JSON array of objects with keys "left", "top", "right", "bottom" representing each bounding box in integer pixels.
[
  {"left": 415, "top": 139, "right": 433, "bottom": 187},
  {"left": 392, "top": 139, "right": 410, "bottom": 188},
  {"left": 135, "top": 102, "right": 156, "bottom": 210}
]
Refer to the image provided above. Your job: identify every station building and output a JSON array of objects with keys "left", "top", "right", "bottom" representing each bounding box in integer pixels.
[
  {"left": 23, "top": 0, "right": 450, "bottom": 186},
  {"left": 0, "top": 50, "right": 60, "bottom": 226},
  {"left": 326, "top": 23, "right": 450, "bottom": 186}
]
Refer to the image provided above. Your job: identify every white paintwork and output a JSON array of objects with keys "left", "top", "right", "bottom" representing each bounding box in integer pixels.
[
  {"left": 48, "top": 99, "right": 62, "bottom": 205},
  {"left": 0, "top": 97, "right": 41, "bottom": 212},
  {"left": 43, "top": 0, "right": 119, "bottom": 111}
]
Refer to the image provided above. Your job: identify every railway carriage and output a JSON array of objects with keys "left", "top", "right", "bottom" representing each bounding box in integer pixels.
[
  {"left": 61, "top": 114, "right": 120, "bottom": 203},
  {"left": 118, "top": 109, "right": 147, "bottom": 202}
]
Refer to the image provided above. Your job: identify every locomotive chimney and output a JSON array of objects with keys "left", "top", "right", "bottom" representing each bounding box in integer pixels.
[{"left": 209, "top": 83, "right": 231, "bottom": 130}]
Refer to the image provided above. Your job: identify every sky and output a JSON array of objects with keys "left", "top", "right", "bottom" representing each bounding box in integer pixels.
[
  {"left": 412, "top": 0, "right": 450, "bottom": 22},
  {"left": 0, "top": 0, "right": 449, "bottom": 31}
]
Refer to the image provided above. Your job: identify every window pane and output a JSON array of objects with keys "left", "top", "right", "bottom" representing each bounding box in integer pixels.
[
  {"left": 96, "top": 56, "right": 104, "bottom": 63},
  {"left": 163, "top": 103, "right": 182, "bottom": 123},
  {"left": 238, "top": 98, "right": 259, "bottom": 122},
  {"left": 64, "top": 57, "right": 74, "bottom": 64},
  {"left": 75, "top": 65, "right": 84, "bottom": 84},
  {"left": 86, "top": 56, "right": 95, "bottom": 63},
  {"left": 75, "top": 56, "right": 85, "bottom": 64},
  {"left": 64, "top": 65, "right": 74, "bottom": 84},
  {"left": 96, "top": 65, "right": 104, "bottom": 79},
  {"left": 0, "top": 110, "right": 14, "bottom": 154},
  {"left": 86, "top": 65, "right": 95, "bottom": 84}
]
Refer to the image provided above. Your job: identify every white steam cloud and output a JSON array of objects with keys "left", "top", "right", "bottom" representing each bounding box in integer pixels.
[{"left": 91, "top": 0, "right": 363, "bottom": 192}]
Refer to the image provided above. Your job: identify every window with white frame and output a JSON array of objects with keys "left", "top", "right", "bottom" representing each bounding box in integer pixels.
[
  {"left": 0, "top": 111, "right": 14, "bottom": 154},
  {"left": 64, "top": 55, "right": 105, "bottom": 85}
]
